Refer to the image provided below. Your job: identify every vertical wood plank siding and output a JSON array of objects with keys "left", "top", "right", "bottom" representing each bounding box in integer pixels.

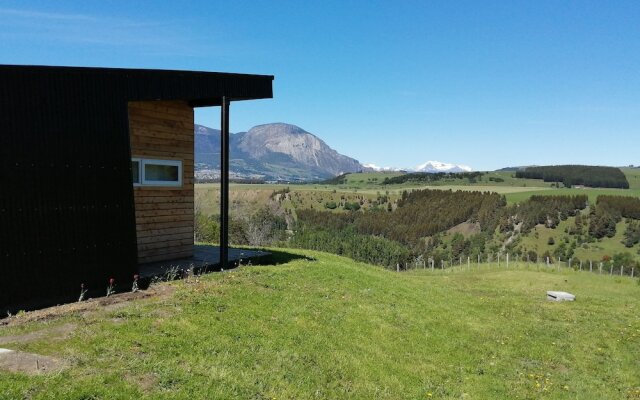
[{"left": 129, "top": 101, "right": 194, "bottom": 263}]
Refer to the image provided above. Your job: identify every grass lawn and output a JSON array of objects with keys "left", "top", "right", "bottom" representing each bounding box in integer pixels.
[{"left": 1, "top": 249, "right": 639, "bottom": 399}]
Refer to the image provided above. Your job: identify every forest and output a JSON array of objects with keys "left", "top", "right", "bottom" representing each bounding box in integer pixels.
[
  {"left": 515, "top": 165, "right": 629, "bottom": 188},
  {"left": 382, "top": 171, "right": 485, "bottom": 185}
]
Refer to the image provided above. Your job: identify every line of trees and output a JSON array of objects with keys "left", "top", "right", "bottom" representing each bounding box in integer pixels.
[
  {"left": 589, "top": 196, "right": 640, "bottom": 238},
  {"left": 512, "top": 195, "right": 588, "bottom": 233},
  {"left": 515, "top": 165, "right": 629, "bottom": 188},
  {"left": 382, "top": 172, "right": 485, "bottom": 185},
  {"left": 290, "top": 225, "right": 410, "bottom": 267}
]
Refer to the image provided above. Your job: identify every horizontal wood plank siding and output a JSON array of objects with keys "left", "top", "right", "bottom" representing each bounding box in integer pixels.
[{"left": 129, "top": 101, "right": 194, "bottom": 263}]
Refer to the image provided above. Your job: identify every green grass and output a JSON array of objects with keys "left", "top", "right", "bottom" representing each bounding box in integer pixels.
[
  {"left": 622, "top": 167, "right": 640, "bottom": 190},
  {"left": 1, "top": 249, "right": 639, "bottom": 399},
  {"left": 504, "top": 187, "right": 640, "bottom": 204}
]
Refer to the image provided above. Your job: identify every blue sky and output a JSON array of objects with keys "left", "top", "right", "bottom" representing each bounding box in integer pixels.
[{"left": 1, "top": 1, "right": 638, "bottom": 170}]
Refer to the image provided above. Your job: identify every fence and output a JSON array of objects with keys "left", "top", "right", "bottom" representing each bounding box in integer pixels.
[{"left": 394, "top": 253, "right": 637, "bottom": 279}]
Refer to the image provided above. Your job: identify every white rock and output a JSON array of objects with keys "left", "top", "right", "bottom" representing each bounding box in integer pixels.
[{"left": 546, "top": 291, "right": 576, "bottom": 301}]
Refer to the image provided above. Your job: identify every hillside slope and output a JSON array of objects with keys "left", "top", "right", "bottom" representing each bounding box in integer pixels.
[{"left": 1, "top": 249, "right": 638, "bottom": 399}]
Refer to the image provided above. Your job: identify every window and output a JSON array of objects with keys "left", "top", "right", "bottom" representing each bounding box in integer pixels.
[
  {"left": 132, "top": 159, "right": 141, "bottom": 184},
  {"left": 132, "top": 158, "right": 182, "bottom": 187}
]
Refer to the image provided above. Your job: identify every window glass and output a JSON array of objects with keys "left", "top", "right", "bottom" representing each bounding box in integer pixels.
[
  {"left": 132, "top": 158, "right": 182, "bottom": 187},
  {"left": 145, "top": 163, "right": 179, "bottom": 182}
]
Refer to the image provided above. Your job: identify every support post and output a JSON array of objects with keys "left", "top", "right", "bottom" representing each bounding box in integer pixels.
[{"left": 219, "top": 97, "right": 230, "bottom": 269}]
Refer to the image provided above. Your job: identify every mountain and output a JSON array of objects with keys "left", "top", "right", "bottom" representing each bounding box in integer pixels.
[
  {"left": 496, "top": 166, "right": 535, "bottom": 172},
  {"left": 194, "top": 123, "right": 362, "bottom": 181},
  {"left": 363, "top": 161, "right": 472, "bottom": 173},
  {"left": 414, "top": 160, "right": 472, "bottom": 173},
  {"left": 361, "top": 163, "right": 404, "bottom": 172}
]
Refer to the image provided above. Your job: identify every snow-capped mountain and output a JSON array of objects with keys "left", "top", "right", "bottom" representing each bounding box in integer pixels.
[
  {"left": 414, "top": 160, "right": 472, "bottom": 173},
  {"left": 362, "top": 163, "right": 404, "bottom": 172},
  {"left": 363, "top": 161, "right": 472, "bottom": 173}
]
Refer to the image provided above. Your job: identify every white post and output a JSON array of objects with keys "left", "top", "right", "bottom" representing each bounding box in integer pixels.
[
  {"left": 547, "top": 257, "right": 550, "bottom": 267},
  {"left": 478, "top": 254, "right": 480, "bottom": 264},
  {"left": 621, "top": 265, "right": 624, "bottom": 276},
  {"left": 397, "top": 263, "right": 400, "bottom": 273},
  {"left": 632, "top": 267, "right": 635, "bottom": 278},
  {"left": 498, "top": 254, "right": 500, "bottom": 268},
  {"left": 579, "top": 261, "right": 582, "bottom": 271},
  {"left": 467, "top": 256, "right": 470, "bottom": 270},
  {"left": 441, "top": 260, "right": 444, "bottom": 269},
  {"left": 507, "top": 253, "right": 509, "bottom": 269},
  {"left": 599, "top": 262, "right": 602, "bottom": 274},
  {"left": 590, "top": 261, "right": 592, "bottom": 272},
  {"left": 569, "top": 258, "right": 572, "bottom": 269}
]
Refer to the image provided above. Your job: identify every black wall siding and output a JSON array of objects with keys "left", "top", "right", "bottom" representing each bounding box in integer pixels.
[{"left": 0, "top": 65, "right": 273, "bottom": 311}]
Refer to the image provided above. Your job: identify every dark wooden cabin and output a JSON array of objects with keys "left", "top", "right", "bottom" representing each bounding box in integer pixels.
[{"left": 0, "top": 65, "right": 274, "bottom": 311}]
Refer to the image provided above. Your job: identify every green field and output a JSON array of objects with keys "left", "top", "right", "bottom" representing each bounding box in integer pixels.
[
  {"left": 503, "top": 187, "right": 640, "bottom": 204},
  {"left": 622, "top": 167, "right": 640, "bottom": 189},
  {"left": 1, "top": 249, "right": 638, "bottom": 399}
]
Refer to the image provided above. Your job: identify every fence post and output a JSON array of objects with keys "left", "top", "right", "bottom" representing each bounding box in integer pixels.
[
  {"left": 621, "top": 265, "right": 624, "bottom": 276},
  {"left": 579, "top": 261, "right": 582, "bottom": 271},
  {"left": 546, "top": 257, "right": 550, "bottom": 268},
  {"left": 397, "top": 263, "right": 399, "bottom": 273},
  {"left": 498, "top": 253, "right": 500, "bottom": 268},
  {"left": 569, "top": 258, "right": 572, "bottom": 269},
  {"left": 632, "top": 267, "right": 635, "bottom": 278},
  {"left": 599, "top": 262, "right": 602, "bottom": 274},
  {"left": 467, "top": 256, "right": 470, "bottom": 271}
]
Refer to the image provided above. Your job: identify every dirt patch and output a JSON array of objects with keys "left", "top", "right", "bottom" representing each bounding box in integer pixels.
[
  {"left": 0, "top": 323, "right": 77, "bottom": 346},
  {"left": 0, "top": 285, "right": 175, "bottom": 328},
  {"left": 447, "top": 221, "right": 481, "bottom": 237},
  {"left": 0, "top": 348, "right": 65, "bottom": 375}
]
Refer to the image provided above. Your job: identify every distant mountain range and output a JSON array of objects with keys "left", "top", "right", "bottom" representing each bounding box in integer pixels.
[
  {"left": 195, "top": 122, "right": 473, "bottom": 181},
  {"left": 363, "top": 161, "right": 472, "bottom": 173}
]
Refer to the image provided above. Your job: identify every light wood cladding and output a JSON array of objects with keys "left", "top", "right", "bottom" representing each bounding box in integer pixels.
[{"left": 129, "top": 101, "right": 194, "bottom": 263}]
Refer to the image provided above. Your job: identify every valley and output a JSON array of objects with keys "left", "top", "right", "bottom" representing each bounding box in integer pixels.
[{"left": 195, "top": 167, "right": 640, "bottom": 269}]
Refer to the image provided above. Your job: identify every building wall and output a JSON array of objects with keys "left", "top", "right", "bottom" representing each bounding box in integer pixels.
[{"left": 128, "top": 101, "right": 194, "bottom": 263}]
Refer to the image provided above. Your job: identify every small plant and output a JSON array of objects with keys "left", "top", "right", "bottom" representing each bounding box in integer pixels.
[
  {"left": 131, "top": 275, "right": 139, "bottom": 292},
  {"left": 165, "top": 266, "right": 180, "bottom": 281},
  {"left": 106, "top": 278, "right": 116, "bottom": 297},
  {"left": 78, "top": 283, "right": 88, "bottom": 302}
]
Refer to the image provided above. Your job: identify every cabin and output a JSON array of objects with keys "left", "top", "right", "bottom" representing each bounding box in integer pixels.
[{"left": 0, "top": 65, "right": 274, "bottom": 311}]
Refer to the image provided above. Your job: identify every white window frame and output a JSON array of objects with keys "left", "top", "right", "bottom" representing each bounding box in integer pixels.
[
  {"left": 131, "top": 158, "right": 142, "bottom": 186},
  {"left": 132, "top": 158, "right": 183, "bottom": 187}
]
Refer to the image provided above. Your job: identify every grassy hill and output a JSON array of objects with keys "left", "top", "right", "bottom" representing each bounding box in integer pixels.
[{"left": 1, "top": 249, "right": 638, "bottom": 399}]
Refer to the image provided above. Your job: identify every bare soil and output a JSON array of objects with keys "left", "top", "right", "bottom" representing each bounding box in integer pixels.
[{"left": 0, "top": 285, "right": 175, "bottom": 328}]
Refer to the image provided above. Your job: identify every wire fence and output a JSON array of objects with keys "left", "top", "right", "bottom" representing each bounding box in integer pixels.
[{"left": 395, "top": 253, "right": 637, "bottom": 279}]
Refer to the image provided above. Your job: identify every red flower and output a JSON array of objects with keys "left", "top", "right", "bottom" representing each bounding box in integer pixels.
[
  {"left": 109, "top": 278, "right": 115, "bottom": 285},
  {"left": 133, "top": 274, "right": 139, "bottom": 281}
]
